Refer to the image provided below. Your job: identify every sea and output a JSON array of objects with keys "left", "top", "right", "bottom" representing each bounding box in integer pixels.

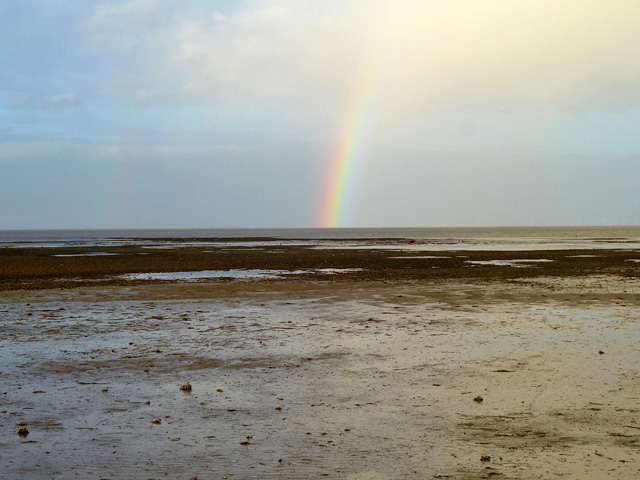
[{"left": 1, "top": 226, "right": 640, "bottom": 251}]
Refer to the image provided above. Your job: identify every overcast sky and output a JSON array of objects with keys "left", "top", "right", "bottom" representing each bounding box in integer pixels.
[{"left": 1, "top": 0, "right": 639, "bottom": 229}]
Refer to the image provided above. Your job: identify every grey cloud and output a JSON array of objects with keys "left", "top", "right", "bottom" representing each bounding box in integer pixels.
[
  {"left": 11, "top": 95, "right": 35, "bottom": 110},
  {"left": 43, "top": 94, "right": 80, "bottom": 111},
  {"left": 10, "top": 93, "right": 79, "bottom": 111},
  {"left": 0, "top": 126, "right": 13, "bottom": 138},
  {"left": 74, "top": 1, "right": 640, "bottom": 120}
]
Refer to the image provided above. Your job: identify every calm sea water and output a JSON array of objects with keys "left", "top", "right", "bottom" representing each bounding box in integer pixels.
[{"left": 1, "top": 227, "right": 640, "bottom": 251}]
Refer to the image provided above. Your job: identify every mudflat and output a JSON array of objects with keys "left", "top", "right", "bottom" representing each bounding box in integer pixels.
[{"left": 1, "top": 245, "right": 640, "bottom": 479}]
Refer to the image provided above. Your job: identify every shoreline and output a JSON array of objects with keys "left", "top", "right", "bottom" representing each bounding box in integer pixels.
[{"left": 2, "top": 245, "right": 640, "bottom": 478}]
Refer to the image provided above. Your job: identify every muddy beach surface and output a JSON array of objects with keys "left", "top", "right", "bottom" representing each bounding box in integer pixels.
[{"left": 2, "top": 244, "right": 640, "bottom": 479}]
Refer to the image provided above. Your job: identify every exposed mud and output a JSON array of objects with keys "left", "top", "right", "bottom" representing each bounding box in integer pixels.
[{"left": 1, "top": 243, "right": 639, "bottom": 291}]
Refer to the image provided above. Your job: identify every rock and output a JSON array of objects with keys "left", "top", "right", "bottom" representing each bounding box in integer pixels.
[
  {"left": 18, "top": 428, "right": 29, "bottom": 436},
  {"left": 152, "top": 418, "right": 161, "bottom": 425},
  {"left": 480, "top": 455, "right": 491, "bottom": 462},
  {"left": 474, "top": 396, "right": 484, "bottom": 403},
  {"left": 180, "top": 382, "right": 192, "bottom": 391}
]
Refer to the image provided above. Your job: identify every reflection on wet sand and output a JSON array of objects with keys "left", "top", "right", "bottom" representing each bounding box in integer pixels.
[{"left": 2, "top": 276, "right": 640, "bottom": 479}]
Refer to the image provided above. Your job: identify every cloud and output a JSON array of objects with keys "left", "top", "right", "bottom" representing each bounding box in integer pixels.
[
  {"left": 10, "top": 93, "right": 79, "bottom": 111},
  {"left": 11, "top": 95, "right": 35, "bottom": 110},
  {"left": 0, "top": 126, "right": 13, "bottom": 138},
  {"left": 79, "top": 0, "right": 640, "bottom": 119},
  {"left": 43, "top": 93, "right": 79, "bottom": 111}
]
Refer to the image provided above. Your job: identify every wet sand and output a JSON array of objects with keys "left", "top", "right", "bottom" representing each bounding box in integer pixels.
[{"left": 1, "top": 246, "right": 640, "bottom": 479}]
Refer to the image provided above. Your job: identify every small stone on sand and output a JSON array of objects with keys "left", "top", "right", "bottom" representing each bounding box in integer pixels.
[
  {"left": 180, "top": 382, "right": 192, "bottom": 391},
  {"left": 18, "top": 428, "right": 29, "bottom": 436},
  {"left": 474, "top": 396, "right": 484, "bottom": 402}
]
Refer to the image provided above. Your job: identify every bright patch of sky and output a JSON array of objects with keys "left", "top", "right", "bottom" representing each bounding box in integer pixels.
[{"left": 1, "top": 0, "right": 639, "bottom": 228}]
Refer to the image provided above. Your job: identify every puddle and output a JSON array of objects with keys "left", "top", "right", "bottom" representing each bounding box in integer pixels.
[
  {"left": 389, "top": 256, "right": 450, "bottom": 259},
  {"left": 466, "top": 259, "right": 554, "bottom": 267},
  {"left": 531, "top": 305, "right": 619, "bottom": 323},
  {"left": 53, "top": 252, "right": 121, "bottom": 257},
  {"left": 311, "top": 268, "right": 363, "bottom": 274},
  {"left": 123, "top": 269, "right": 282, "bottom": 280},
  {"left": 122, "top": 269, "right": 362, "bottom": 281}
]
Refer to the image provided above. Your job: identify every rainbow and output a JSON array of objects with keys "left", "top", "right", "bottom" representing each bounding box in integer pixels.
[{"left": 318, "top": 65, "right": 386, "bottom": 228}]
